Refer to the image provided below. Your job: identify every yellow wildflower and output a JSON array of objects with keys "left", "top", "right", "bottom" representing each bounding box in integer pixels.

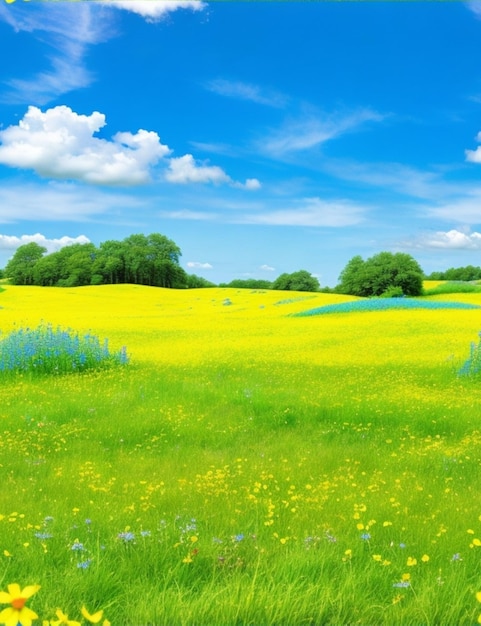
[
  {"left": 406, "top": 556, "right": 417, "bottom": 566},
  {"left": 80, "top": 607, "right": 104, "bottom": 624},
  {"left": 50, "top": 609, "right": 81, "bottom": 626},
  {"left": 421, "top": 554, "right": 430, "bottom": 562},
  {"left": 0, "top": 583, "right": 40, "bottom": 626}
]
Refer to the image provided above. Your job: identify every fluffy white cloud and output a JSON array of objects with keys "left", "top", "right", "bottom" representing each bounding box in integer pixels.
[
  {"left": 259, "top": 264, "right": 275, "bottom": 272},
  {"left": 0, "top": 105, "right": 170, "bottom": 186},
  {"left": 165, "top": 154, "right": 230, "bottom": 185},
  {"left": 0, "top": 233, "right": 90, "bottom": 255},
  {"left": 408, "top": 229, "right": 481, "bottom": 250},
  {"left": 186, "top": 261, "right": 213, "bottom": 269},
  {"left": 99, "top": 0, "right": 205, "bottom": 21},
  {"left": 240, "top": 197, "right": 367, "bottom": 227},
  {"left": 206, "top": 79, "right": 288, "bottom": 108},
  {"left": 165, "top": 154, "right": 259, "bottom": 189}
]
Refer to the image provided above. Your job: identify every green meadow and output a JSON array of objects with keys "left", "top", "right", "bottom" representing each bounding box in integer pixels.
[{"left": 1, "top": 284, "right": 481, "bottom": 625}]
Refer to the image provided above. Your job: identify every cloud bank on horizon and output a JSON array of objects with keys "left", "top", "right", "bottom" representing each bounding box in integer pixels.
[{"left": 1, "top": 0, "right": 481, "bottom": 284}]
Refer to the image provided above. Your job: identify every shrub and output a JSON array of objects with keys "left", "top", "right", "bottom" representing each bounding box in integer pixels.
[{"left": 0, "top": 323, "right": 129, "bottom": 376}]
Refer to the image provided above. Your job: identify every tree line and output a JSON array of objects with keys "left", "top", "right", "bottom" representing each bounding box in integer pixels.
[{"left": 1, "top": 235, "right": 480, "bottom": 295}]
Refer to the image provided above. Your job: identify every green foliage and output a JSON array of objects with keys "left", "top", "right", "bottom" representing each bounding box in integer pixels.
[
  {"left": 272, "top": 269, "right": 320, "bottom": 292},
  {"left": 423, "top": 282, "right": 481, "bottom": 296},
  {"left": 5, "top": 233, "right": 187, "bottom": 289},
  {"left": 186, "top": 274, "right": 216, "bottom": 288},
  {"left": 5, "top": 242, "right": 47, "bottom": 285},
  {"left": 338, "top": 251, "right": 424, "bottom": 297},
  {"left": 380, "top": 285, "right": 405, "bottom": 298},
  {"left": 426, "top": 265, "right": 481, "bottom": 281},
  {"left": 219, "top": 278, "right": 272, "bottom": 289}
]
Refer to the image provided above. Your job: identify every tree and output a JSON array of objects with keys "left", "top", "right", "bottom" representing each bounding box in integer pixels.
[
  {"left": 186, "top": 274, "right": 216, "bottom": 288},
  {"left": 5, "top": 242, "right": 46, "bottom": 285},
  {"left": 337, "top": 252, "right": 424, "bottom": 297},
  {"left": 272, "top": 270, "right": 320, "bottom": 292}
]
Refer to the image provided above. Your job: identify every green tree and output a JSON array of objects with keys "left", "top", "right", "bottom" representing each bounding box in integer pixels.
[
  {"left": 272, "top": 270, "right": 320, "bottom": 292},
  {"left": 5, "top": 242, "right": 46, "bottom": 285},
  {"left": 337, "top": 252, "right": 424, "bottom": 297},
  {"left": 186, "top": 274, "right": 216, "bottom": 288}
]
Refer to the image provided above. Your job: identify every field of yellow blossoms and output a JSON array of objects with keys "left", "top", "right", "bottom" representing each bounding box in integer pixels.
[{"left": 1, "top": 283, "right": 481, "bottom": 624}]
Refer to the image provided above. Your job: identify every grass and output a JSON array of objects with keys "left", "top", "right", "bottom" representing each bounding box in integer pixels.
[
  {"left": 1, "top": 284, "right": 481, "bottom": 624},
  {"left": 423, "top": 281, "right": 481, "bottom": 296}
]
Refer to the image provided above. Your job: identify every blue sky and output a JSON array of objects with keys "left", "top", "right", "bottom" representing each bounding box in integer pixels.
[{"left": 1, "top": 1, "right": 481, "bottom": 286}]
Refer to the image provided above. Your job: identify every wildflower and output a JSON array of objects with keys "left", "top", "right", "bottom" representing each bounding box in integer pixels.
[
  {"left": 393, "top": 581, "right": 410, "bottom": 588},
  {"left": 117, "top": 531, "right": 135, "bottom": 542},
  {"left": 76, "top": 559, "right": 92, "bottom": 569},
  {"left": 71, "top": 541, "right": 85, "bottom": 552},
  {"left": 50, "top": 609, "right": 81, "bottom": 626},
  {"left": 0, "top": 583, "right": 40, "bottom": 626},
  {"left": 372, "top": 554, "right": 382, "bottom": 562},
  {"left": 80, "top": 607, "right": 104, "bottom": 624},
  {"left": 233, "top": 534, "right": 244, "bottom": 542},
  {"left": 140, "top": 530, "right": 151, "bottom": 537},
  {"left": 451, "top": 553, "right": 462, "bottom": 561},
  {"left": 34, "top": 532, "right": 52, "bottom": 540},
  {"left": 407, "top": 556, "right": 417, "bottom": 566},
  {"left": 360, "top": 533, "right": 371, "bottom": 541},
  {"left": 421, "top": 554, "right": 430, "bottom": 563}
]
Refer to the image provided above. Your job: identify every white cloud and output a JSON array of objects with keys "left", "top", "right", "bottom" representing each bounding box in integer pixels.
[
  {"left": 206, "top": 79, "right": 288, "bottom": 108},
  {"left": 407, "top": 229, "right": 481, "bottom": 250},
  {"left": 0, "top": 233, "right": 91, "bottom": 255},
  {"left": 0, "top": 105, "right": 170, "bottom": 186},
  {"left": 165, "top": 154, "right": 230, "bottom": 185},
  {"left": 234, "top": 178, "right": 262, "bottom": 191},
  {"left": 260, "top": 108, "right": 385, "bottom": 158},
  {"left": 0, "top": 182, "right": 143, "bottom": 223},
  {"left": 0, "top": 3, "right": 112, "bottom": 104},
  {"left": 165, "top": 154, "right": 260, "bottom": 189},
  {"left": 465, "top": 133, "right": 481, "bottom": 163},
  {"left": 99, "top": 0, "right": 205, "bottom": 21},
  {"left": 187, "top": 261, "right": 213, "bottom": 269},
  {"left": 240, "top": 197, "right": 367, "bottom": 227},
  {"left": 259, "top": 264, "right": 275, "bottom": 272}
]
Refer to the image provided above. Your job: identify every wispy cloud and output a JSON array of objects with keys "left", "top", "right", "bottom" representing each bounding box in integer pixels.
[
  {"left": 259, "top": 108, "right": 385, "bottom": 158},
  {"left": 465, "top": 130, "right": 481, "bottom": 163},
  {"left": 239, "top": 197, "right": 368, "bottom": 227},
  {"left": 206, "top": 79, "right": 288, "bottom": 108},
  {"left": 426, "top": 191, "right": 481, "bottom": 224},
  {"left": 0, "top": 182, "right": 143, "bottom": 224},
  {"left": 259, "top": 264, "right": 275, "bottom": 271},
  {"left": 186, "top": 261, "right": 213, "bottom": 269},
  {"left": 0, "top": 3, "right": 113, "bottom": 104}
]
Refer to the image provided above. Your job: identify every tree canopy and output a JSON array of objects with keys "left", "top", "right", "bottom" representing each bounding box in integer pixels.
[
  {"left": 5, "top": 234, "right": 189, "bottom": 289},
  {"left": 272, "top": 270, "right": 320, "bottom": 292},
  {"left": 337, "top": 252, "right": 424, "bottom": 297}
]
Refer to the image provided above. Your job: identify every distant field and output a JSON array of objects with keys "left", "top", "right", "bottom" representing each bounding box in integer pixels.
[{"left": 1, "top": 284, "right": 481, "bottom": 625}]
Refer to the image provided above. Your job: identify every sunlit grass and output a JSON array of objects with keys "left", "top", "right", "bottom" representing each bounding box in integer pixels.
[{"left": 1, "top": 284, "right": 481, "bottom": 623}]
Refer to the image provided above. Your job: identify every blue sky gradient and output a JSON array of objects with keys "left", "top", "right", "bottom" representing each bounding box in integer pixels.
[{"left": 1, "top": 1, "right": 481, "bottom": 286}]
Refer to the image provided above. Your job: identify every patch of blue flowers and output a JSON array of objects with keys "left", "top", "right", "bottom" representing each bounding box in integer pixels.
[
  {"left": 458, "top": 332, "right": 481, "bottom": 376},
  {"left": 292, "top": 298, "right": 481, "bottom": 317},
  {"left": 0, "top": 323, "right": 129, "bottom": 375}
]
